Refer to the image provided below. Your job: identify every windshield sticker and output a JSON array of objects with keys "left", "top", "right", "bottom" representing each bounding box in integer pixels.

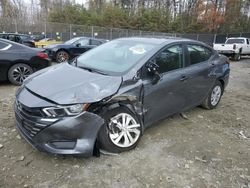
[{"left": 129, "top": 45, "right": 146, "bottom": 54}]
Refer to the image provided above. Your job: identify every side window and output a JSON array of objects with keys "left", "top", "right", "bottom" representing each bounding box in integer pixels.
[
  {"left": 15, "top": 35, "right": 21, "bottom": 43},
  {"left": 0, "top": 34, "right": 7, "bottom": 39},
  {"left": 154, "top": 45, "right": 183, "bottom": 74},
  {"left": 7, "top": 35, "right": 15, "bottom": 42},
  {"left": 90, "top": 39, "right": 101, "bottom": 46},
  {"left": 75, "top": 38, "right": 89, "bottom": 46},
  {"left": 187, "top": 44, "right": 212, "bottom": 65},
  {"left": 247, "top": 39, "right": 249, "bottom": 45}
]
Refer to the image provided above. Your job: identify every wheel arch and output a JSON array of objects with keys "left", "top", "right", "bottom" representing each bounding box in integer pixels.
[
  {"left": 217, "top": 78, "right": 225, "bottom": 94},
  {"left": 90, "top": 94, "right": 145, "bottom": 132},
  {"left": 56, "top": 48, "right": 70, "bottom": 55},
  {"left": 239, "top": 47, "right": 242, "bottom": 54},
  {"left": 92, "top": 98, "right": 143, "bottom": 155},
  {"left": 7, "top": 61, "right": 33, "bottom": 73}
]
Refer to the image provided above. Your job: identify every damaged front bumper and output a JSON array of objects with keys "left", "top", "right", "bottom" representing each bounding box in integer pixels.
[{"left": 14, "top": 88, "right": 104, "bottom": 157}]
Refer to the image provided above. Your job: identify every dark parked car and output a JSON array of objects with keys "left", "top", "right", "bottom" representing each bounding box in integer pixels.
[
  {"left": 15, "top": 37, "right": 230, "bottom": 157},
  {"left": 44, "top": 37, "right": 107, "bottom": 63},
  {"left": 0, "top": 39, "right": 50, "bottom": 85},
  {"left": 0, "top": 33, "right": 35, "bottom": 47}
]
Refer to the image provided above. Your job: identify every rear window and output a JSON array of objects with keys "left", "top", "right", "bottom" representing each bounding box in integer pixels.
[
  {"left": 226, "top": 39, "right": 245, "bottom": 44},
  {"left": 90, "top": 39, "right": 102, "bottom": 46},
  {"left": 20, "top": 35, "right": 31, "bottom": 40},
  {"left": 187, "top": 44, "right": 212, "bottom": 65},
  {"left": 0, "top": 34, "right": 7, "bottom": 39}
]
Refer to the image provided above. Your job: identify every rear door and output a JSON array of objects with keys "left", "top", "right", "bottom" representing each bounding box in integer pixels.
[
  {"left": 181, "top": 43, "right": 217, "bottom": 110},
  {"left": 142, "top": 44, "right": 188, "bottom": 126}
]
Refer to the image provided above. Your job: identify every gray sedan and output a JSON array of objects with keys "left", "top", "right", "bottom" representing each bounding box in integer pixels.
[{"left": 14, "top": 37, "right": 230, "bottom": 156}]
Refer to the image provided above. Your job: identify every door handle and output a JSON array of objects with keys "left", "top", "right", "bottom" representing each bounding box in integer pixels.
[{"left": 180, "top": 75, "right": 189, "bottom": 81}]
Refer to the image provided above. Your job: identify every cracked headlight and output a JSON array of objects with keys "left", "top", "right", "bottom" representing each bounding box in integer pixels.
[{"left": 42, "top": 104, "right": 89, "bottom": 117}]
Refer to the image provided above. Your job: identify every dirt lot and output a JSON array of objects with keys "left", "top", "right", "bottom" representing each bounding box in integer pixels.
[{"left": 0, "top": 59, "right": 250, "bottom": 188}]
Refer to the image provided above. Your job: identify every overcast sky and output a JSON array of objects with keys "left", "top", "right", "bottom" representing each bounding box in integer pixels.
[
  {"left": 75, "top": 0, "right": 86, "bottom": 4},
  {"left": 23, "top": 0, "right": 87, "bottom": 6}
]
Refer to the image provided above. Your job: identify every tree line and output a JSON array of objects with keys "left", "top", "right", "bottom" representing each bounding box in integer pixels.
[{"left": 1, "top": 0, "right": 250, "bottom": 34}]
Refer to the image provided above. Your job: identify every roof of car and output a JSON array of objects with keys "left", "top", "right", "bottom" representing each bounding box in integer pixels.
[
  {"left": 118, "top": 37, "right": 193, "bottom": 44},
  {"left": 72, "top": 36, "right": 107, "bottom": 42},
  {"left": 226, "top": 37, "right": 249, "bottom": 39},
  {"left": 0, "top": 33, "right": 30, "bottom": 36},
  {"left": 0, "top": 38, "right": 23, "bottom": 46}
]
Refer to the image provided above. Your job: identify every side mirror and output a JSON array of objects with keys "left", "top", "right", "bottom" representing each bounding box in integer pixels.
[
  {"left": 146, "top": 61, "right": 161, "bottom": 84},
  {"left": 146, "top": 61, "right": 159, "bottom": 73},
  {"left": 76, "top": 43, "right": 81, "bottom": 47}
]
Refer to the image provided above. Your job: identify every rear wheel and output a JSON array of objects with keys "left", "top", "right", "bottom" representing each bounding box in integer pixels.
[
  {"left": 56, "top": 50, "right": 69, "bottom": 63},
  {"left": 8, "top": 63, "right": 33, "bottom": 85},
  {"left": 98, "top": 107, "right": 142, "bottom": 153},
  {"left": 202, "top": 81, "right": 223, "bottom": 109}
]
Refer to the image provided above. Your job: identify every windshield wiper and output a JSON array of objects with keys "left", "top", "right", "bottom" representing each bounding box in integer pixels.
[{"left": 78, "top": 66, "right": 108, "bottom": 75}]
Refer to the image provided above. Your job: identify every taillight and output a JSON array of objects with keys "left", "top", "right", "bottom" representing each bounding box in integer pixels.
[
  {"left": 233, "top": 44, "right": 236, "bottom": 50},
  {"left": 37, "top": 52, "right": 48, "bottom": 59}
]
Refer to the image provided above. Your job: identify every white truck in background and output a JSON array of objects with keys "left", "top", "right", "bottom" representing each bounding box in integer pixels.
[{"left": 213, "top": 37, "right": 250, "bottom": 61}]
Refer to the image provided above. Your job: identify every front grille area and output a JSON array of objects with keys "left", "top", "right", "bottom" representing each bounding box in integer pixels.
[
  {"left": 15, "top": 101, "right": 48, "bottom": 138},
  {"left": 22, "top": 120, "right": 45, "bottom": 137},
  {"left": 18, "top": 102, "right": 44, "bottom": 117}
]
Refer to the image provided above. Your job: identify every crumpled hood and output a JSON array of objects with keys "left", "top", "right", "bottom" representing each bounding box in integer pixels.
[{"left": 24, "top": 63, "right": 122, "bottom": 104}]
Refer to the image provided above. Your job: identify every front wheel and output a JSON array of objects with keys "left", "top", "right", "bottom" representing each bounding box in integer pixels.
[
  {"left": 202, "top": 81, "right": 223, "bottom": 109},
  {"left": 232, "top": 53, "right": 241, "bottom": 61},
  {"left": 98, "top": 107, "right": 142, "bottom": 153}
]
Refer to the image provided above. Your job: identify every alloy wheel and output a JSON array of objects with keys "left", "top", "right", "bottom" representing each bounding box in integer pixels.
[
  {"left": 108, "top": 113, "right": 141, "bottom": 148},
  {"left": 57, "top": 51, "right": 69, "bottom": 63},
  {"left": 211, "top": 85, "right": 222, "bottom": 106},
  {"left": 12, "top": 66, "right": 31, "bottom": 84}
]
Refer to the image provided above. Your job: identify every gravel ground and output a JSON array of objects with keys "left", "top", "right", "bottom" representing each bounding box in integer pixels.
[{"left": 0, "top": 59, "right": 250, "bottom": 188}]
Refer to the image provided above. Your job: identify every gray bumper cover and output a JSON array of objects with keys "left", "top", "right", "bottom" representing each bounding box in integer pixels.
[{"left": 15, "top": 88, "right": 104, "bottom": 156}]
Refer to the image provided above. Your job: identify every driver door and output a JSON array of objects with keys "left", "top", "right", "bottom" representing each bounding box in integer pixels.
[
  {"left": 242, "top": 38, "right": 250, "bottom": 54},
  {"left": 72, "top": 38, "right": 91, "bottom": 57},
  {"left": 142, "top": 44, "right": 188, "bottom": 127}
]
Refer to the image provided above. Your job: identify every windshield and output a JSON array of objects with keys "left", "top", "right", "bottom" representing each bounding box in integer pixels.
[
  {"left": 226, "top": 39, "right": 245, "bottom": 44},
  {"left": 20, "top": 35, "right": 31, "bottom": 40},
  {"left": 76, "top": 40, "right": 156, "bottom": 75},
  {"left": 65, "top": 37, "right": 81, "bottom": 44}
]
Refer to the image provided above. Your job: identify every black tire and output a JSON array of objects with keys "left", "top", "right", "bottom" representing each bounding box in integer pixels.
[
  {"left": 98, "top": 106, "right": 142, "bottom": 153},
  {"left": 8, "top": 63, "right": 33, "bottom": 85},
  {"left": 56, "top": 50, "right": 69, "bottom": 63},
  {"left": 233, "top": 53, "right": 241, "bottom": 61},
  {"left": 202, "top": 81, "right": 223, "bottom": 109}
]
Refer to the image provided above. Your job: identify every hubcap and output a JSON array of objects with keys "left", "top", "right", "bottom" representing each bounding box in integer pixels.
[
  {"left": 108, "top": 113, "right": 141, "bottom": 148},
  {"left": 12, "top": 66, "right": 31, "bottom": 84},
  {"left": 211, "top": 85, "right": 222, "bottom": 106},
  {"left": 57, "top": 52, "right": 69, "bottom": 63}
]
